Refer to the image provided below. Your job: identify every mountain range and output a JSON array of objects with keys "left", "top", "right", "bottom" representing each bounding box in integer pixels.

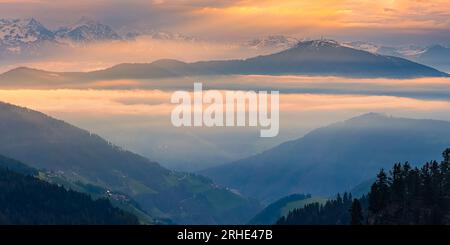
[
  {"left": 0, "top": 17, "right": 194, "bottom": 57},
  {"left": 201, "top": 113, "right": 450, "bottom": 203},
  {"left": 0, "top": 39, "right": 447, "bottom": 84},
  {"left": 0, "top": 101, "right": 260, "bottom": 224},
  {"left": 0, "top": 18, "right": 53, "bottom": 46},
  {"left": 88, "top": 39, "right": 446, "bottom": 78},
  {"left": 1, "top": 18, "right": 449, "bottom": 73},
  {"left": 242, "top": 37, "right": 450, "bottom": 72},
  {"left": 54, "top": 17, "right": 121, "bottom": 44},
  {"left": 244, "top": 37, "right": 450, "bottom": 73},
  {"left": 0, "top": 18, "right": 55, "bottom": 56},
  {"left": 241, "top": 36, "right": 450, "bottom": 73}
]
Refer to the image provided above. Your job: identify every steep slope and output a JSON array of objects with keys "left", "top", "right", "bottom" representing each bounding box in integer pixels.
[
  {"left": 202, "top": 113, "right": 450, "bottom": 203},
  {"left": 0, "top": 101, "right": 260, "bottom": 224},
  {"left": 0, "top": 163, "right": 138, "bottom": 225}
]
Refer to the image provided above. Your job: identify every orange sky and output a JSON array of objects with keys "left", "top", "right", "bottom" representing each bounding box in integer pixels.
[
  {"left": 179, "top": 0, "right": 450, "bottom": 38},
  {"left": 1, "top": 0, "right": 449, "bottom": 43}
]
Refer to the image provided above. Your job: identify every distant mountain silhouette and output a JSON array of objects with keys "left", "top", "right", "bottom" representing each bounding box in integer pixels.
[
  {"left": 202, "top": 113, "right": 450, "bottom": 203},
  {"left": 90, "top": 40, "right": 448, "bottom": 78},
  {"left": 0, "top": 40, "right": 447, "bottom": 87},
  {"left": 0, "top": 101, "right": 260, "bottom": 224}
]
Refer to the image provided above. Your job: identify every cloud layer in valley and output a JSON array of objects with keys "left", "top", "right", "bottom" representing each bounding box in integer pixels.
[{"left": 2, "top": 86, "right": 450, "bottom": 171}]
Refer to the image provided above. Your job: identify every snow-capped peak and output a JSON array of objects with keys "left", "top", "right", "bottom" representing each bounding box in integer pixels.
[
  {"left": 0, "top": 18, "right": 54, "bottom": 45},
  {"left": 55, "top": 17, "right": 121, "bottom": 44}
]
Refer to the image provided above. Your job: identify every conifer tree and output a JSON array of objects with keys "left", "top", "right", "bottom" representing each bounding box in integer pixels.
[
  {"left": 350, "top": 199, "right": 364, "bottom": 225},
  {"left": 369, "top": 169, "right": 389, "bottom": 213}
]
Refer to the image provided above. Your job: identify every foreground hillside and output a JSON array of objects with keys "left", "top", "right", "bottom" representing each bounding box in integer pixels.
[
  {"left": 278, "top": 148, "right": 450, "bottom": 225},
  {"left": 0, "top": 156, "right": 138, "bottom": 225},
  {"left": 0, "top": 101, "right": 260, "bottom": 224}
]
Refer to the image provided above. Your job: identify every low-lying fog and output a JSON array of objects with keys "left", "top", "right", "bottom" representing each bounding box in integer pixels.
[{"left": 2, "top": 75, "right": 450, "bottom": 171}]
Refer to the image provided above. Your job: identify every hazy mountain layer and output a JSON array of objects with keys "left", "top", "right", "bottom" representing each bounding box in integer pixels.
[
  {"left": 202, "top": 113, "right": 450, "bottom": 203},
  {"left": 0, "top": 101, "right": 260, "bottom": 224},
  {"left": 1, "top": 39, "right": 447, "bottom": 85}
]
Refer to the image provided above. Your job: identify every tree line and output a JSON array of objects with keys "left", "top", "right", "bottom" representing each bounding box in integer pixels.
[{"left": 277, "top": 148, "right": 450, "bottom": 225}]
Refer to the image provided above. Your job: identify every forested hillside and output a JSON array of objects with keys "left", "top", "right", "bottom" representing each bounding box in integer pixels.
[
  {"left": 0, "top": 163, "right": 138, "bottom": 225},
  {"left": 277, "top": 148, "right": 450, "bottom": 225},
  {"left": 277, "top": 193, "right": 366, "bottom": 225}
]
